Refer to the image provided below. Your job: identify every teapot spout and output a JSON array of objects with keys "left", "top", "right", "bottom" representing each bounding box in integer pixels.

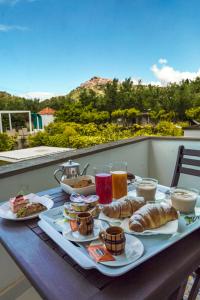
[{"left": 80, "top": 163, "right": 90, "bottom": 176}]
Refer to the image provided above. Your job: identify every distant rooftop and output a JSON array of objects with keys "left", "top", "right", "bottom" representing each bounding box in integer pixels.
[
  {"left": 0, "top": 146, "right": 73, "bottom": 162},
  {"left": 38, "top": 107, "right": 56, "bottom": 115}
]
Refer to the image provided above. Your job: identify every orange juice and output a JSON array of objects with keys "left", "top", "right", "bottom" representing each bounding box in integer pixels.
[{"left": 112, "top": 171, "right": 127, "bottom": 199}]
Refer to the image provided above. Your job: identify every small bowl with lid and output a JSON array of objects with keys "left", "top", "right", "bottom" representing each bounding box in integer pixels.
[{"left": 170, "top": 187, "right": 199, "bottom": 214}]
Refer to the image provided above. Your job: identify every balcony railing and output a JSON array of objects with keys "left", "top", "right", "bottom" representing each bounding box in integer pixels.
[
  {"left": 0, "top": 135, "right": 200, "bottom": 202},
  {"left": 1, "top": 135, "right": 200, "bottom": 299}
]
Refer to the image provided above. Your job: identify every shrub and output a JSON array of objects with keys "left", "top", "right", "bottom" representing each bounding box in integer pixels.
[
  {"left": 0, "top": 133, "right": 16, "bottom": 151},
  {"left": 176, "top": 121, "right": 189, "bottom": 128},
  {"left": 63, "top": 126, "right": 78, "bottom": 137},
  {"left": 150, "top": 110, "right": 176, "bottom": 122},
  {"left": 45, "top": 122, "right": 69, "bottom": 135},
  {"left": 62, "top": 122, "right": 83, "bottom": 132},
  {"left": 126, "top": 108, "right": 140, "bottom": 120},
  {"left": 98, "top": 123, "right": 132, "bottom": 140},
  {"left": 155, "top": 121, "right": 183, "bottom": 136},
  {"left": 47, "top": 134, "right": 71, "bottom": 148},
  {"left": 186, "top": 107, "right": 200, "bottom": 121},
  {"left": 77, "top": 123, "right": 99, "bottom": 136},
  {"left": 28, "top": 131, "right": 50, "bottom": 147},
  {"left": 27, "top": 121, "right": 184, "bottom": 149},
  {"left": 111, "top": 108, "right": 140, "bottom": 125},
  {"left": 69, "top": 135, "right": 106, "bottom": 148},
  {"left": 133, "top": 124, "right": 154, "bottom": 136},
  {"left": 80, "top": 111, "right": 109, "bottom": 124},
  {"left": 111, "top": 109, "right": 127, "bottom": 120}
]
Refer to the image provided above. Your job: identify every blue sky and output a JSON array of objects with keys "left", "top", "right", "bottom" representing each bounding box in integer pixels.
[{"left": 1, "top": 0, "right": 200, "bottom": 99}]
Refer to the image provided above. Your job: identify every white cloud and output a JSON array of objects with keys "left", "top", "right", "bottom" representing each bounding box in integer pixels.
[
  {"left": 131, "top": 78, "right": 141, "bottom": 85},
  {"left": 0, "top": 24, "right": 28, "bottom": 31},
  {"left": 130, "top": 78, "right": 161, "bottom": 86},
  {"left": 158, "top": 58, "right": 168, "bottom": 65},
  {"left": 151, "top": 62, "right": 200, "bottom": 85},
  {"left": 19, "top": 92, "right": 56, "bottom": 101},
  {"left": 148, "top": 81, "right": 162, "bottom": 86}
]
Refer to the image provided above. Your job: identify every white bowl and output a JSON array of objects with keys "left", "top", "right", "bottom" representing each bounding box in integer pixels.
[{"left": 60, "top": 175, "right": 96, "bottom": 196}]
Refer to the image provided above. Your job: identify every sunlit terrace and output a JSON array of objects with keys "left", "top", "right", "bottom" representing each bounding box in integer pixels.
[{"left": 1, "top": 136, "right": 200, "bottom": 299}]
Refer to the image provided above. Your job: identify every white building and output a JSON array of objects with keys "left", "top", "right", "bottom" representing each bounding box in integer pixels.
[{"left": 38, "top": 107, "right": 56, "bottom": 127}]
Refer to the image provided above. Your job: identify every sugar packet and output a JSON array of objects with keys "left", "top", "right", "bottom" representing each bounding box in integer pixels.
[{"left": 87, "top": 244, "right": 115, "bottom": 262}]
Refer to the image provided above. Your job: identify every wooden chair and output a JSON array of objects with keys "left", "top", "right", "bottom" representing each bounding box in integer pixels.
[
  {"left": 171, "top": 145, "right": 200, "bottom": 187},
  {"left": 171, "top": 145, "right": 200, "bottom": 300}
]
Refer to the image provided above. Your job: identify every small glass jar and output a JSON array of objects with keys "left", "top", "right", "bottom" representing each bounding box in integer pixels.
[
  {"left": 135, "top": 177, "right": 158, "bottom": 203},
  {"left": 170, "top": 187, "right": 199, "bottom": 214}
]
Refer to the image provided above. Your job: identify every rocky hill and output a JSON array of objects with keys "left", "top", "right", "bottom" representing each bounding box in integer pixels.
[
  {"left": 0, "top": 77, "right": 113, "bottom": 111},
  {"left": 67, "top": 76, "right": 112, "bottom": 100},
  {"left": 39, "top": 76, "right": 112, "bottom": 108},
  {"left": 79, "top": 76, "right": 112, "bottom": 89}
]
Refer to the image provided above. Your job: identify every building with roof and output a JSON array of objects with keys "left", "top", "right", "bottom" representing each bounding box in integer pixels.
[{"left": 38, "top": 107, "right": 56, "bottom": 127}]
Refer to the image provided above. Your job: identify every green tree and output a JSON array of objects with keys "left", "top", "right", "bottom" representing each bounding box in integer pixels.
[{"left": 103, "top": 79, "right": 119, "bottom": 118}]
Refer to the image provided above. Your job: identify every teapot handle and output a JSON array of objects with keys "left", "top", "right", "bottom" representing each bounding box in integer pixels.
[
  {"left": 80, "top": 163, "right": 90, "bottom": 176},
  {"left": 54, "top": 168, "right": 63, "bottom": 184}
]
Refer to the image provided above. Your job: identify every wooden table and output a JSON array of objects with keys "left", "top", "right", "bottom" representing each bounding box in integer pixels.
[{"left": 1, "top": 187, "right": 200, "bottom": 300}]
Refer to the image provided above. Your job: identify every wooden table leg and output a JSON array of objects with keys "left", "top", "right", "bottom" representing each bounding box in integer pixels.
[{"left": 188, "top": 268, "right": 200, "bottom": 300}]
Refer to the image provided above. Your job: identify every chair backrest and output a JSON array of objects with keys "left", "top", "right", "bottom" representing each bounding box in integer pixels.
[{"left": 171, "top": 145, "right": 200, "bottom": 187}]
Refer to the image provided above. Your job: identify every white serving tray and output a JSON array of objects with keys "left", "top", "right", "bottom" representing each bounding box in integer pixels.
[{"left": 38, "top": 204, "right": 200, "bottom": 277}]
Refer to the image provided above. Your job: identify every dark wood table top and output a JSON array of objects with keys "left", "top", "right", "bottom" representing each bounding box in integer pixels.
[{"left": 1, "top": 187, "right": 200, "bottom": 300}]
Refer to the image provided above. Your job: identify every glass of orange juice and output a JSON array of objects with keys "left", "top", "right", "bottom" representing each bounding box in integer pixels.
[{"left": 110, "top": 162, "right": 128, "bottom": 200}]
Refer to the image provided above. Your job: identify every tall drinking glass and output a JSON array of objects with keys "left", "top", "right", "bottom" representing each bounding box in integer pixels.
[
  {"left": 110, "top": 162, "right": 128, "bottom": 200},
  {"left": 94, "top": 166, "right": 112, "bottom": 205}
]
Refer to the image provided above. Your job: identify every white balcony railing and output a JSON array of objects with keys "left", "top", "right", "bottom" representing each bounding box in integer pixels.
[
  {"left": 1, "top": 135, "right": 200, "bottom": 299},
  {"left": 0, "top": 136, "right": 200, "bottom": 202}
]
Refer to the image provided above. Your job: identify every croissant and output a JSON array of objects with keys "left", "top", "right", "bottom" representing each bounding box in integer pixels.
[
  {"left": 129, "top": 203, "right": 178, "bottom": 232},
  {"left": 102, "top": 196, "right": 145, "bottom": 219}
]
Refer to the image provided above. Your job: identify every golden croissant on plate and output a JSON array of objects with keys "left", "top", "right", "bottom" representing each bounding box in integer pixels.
[
  {"left": 102, "top": 196, "right": 145, "bottom": 219},
  {"left": 129, "top": 203, "right": 178, "bottom": 232}
]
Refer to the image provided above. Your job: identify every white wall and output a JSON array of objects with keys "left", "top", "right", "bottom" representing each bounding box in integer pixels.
[
  {"left": 149, "top": 139, "right": 200, "bottom": 188},
  {"left": 184, "top": 129, "right": 200, "bottom": 138},
  {"left": 0, "top": 140, "right": 149, "bottom": 202},
  {"left": 41, "top": 115, "right": 54, "bottom": 127}
]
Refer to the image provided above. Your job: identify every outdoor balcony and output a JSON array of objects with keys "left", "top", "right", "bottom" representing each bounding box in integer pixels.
[{"left": 1, "top": 135, "right": 200, "bottom": 299}]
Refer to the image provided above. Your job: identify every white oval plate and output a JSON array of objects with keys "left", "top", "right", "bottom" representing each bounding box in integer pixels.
[
  {"left": 0, "top": 193, "right": 54, "bottom": 221},
  {"left": 98, "top": 234, "right": 144, "bottom": 267},
  {"left": 128, "top": 190, "right": 166, "bottom": 202},
  {"left": 63, "top": 220, "right": 104, "bottom": 242},
  {"left": 121, "top": 218, "right": 178, "bottom": 236},
  {"left": 98, "top": 211, "right": 122, "bottom": 226}
]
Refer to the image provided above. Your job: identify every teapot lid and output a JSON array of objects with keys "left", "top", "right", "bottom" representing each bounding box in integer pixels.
[{"left": 61, "top": 160, "right": 80, "bottom": 168}]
